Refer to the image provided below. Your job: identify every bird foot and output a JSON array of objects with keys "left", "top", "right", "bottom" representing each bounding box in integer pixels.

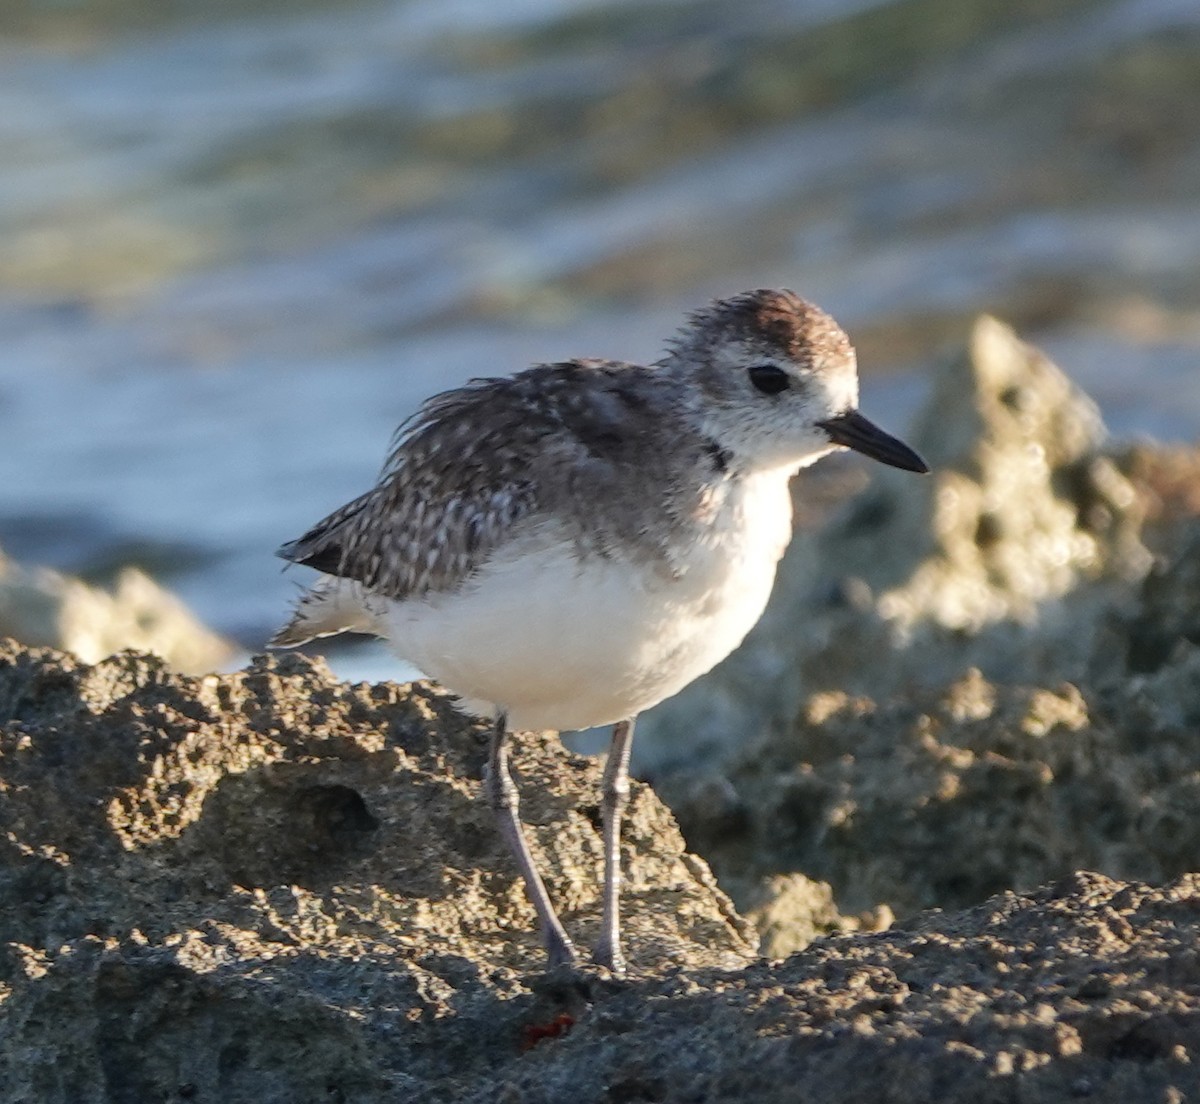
[{"left": 591, "top": 940, "right": 627, "bottom": 977}]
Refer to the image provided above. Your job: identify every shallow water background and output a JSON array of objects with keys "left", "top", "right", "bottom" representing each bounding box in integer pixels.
[{"left": 0, "top": 0, "right": 1197, "bottom": 674}]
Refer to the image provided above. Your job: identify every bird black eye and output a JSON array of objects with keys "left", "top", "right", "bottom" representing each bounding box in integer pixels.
[{"left": 748, "top": 364, "right": 790, "bottom": 395}]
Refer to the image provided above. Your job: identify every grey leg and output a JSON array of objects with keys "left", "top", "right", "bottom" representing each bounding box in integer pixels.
[
  {"left": 592, "top": 716, "right": 635, "bottom": 974},
  {"left": 486, "top": 711, "right": 577, "bottom": 968}
]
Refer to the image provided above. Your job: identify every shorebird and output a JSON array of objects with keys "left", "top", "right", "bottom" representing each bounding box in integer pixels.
[{"left": 272, "top": 289, "right": 927, "bottom": 974}]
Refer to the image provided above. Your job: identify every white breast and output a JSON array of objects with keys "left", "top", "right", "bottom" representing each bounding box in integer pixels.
[{"left": 378, "top": 468, "right": 794, "bottom": 731}]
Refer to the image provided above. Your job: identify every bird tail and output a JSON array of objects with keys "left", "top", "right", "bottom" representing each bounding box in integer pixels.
[{"left": 270, "top": 578, "right": 377, "bottom": 648}]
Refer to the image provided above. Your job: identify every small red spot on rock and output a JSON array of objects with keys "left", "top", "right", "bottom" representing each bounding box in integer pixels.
[{"left": 520, "top": 1012, "right": 576, "bottom": 1052}]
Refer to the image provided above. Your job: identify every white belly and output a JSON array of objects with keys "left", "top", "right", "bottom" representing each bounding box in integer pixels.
[{"left": 379, "top": 470, "right": 793, "bottom": 731}]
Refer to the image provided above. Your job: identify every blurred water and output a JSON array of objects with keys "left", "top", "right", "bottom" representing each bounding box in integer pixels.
[{"left": 1, "top": 0, "right": 1198, "bottom": 667}]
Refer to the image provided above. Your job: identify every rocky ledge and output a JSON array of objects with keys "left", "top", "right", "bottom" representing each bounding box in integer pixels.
[
  {"left": 3, "top": 317, "right": 1200, "bottom": 1102},
  {"left": 0, "top": 642, "right": 1197, "bottom": 1102}
]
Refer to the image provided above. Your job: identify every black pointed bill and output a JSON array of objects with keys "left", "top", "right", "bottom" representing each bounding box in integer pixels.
[{"left": 817, "top": 410, "right": 929, "bottom": 473}]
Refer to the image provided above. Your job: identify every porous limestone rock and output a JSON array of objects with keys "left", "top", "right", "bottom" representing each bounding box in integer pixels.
[
  {"left": 0, "top": 642, "right": 752, "bottom": 1103},
  {"left": 0, "top": 554, "right": 234, "bottom": 673},
  {"left": 665, "top": 513, "right": 1200, "bottom": 951}
]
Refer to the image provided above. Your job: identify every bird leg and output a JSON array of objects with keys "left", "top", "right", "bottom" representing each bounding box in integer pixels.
[
  {"left": 485, "top": 711, "right": 577, "bottom": 968},
  {"left": 592, "top": 716, "right": 635, "bottom": 974}
]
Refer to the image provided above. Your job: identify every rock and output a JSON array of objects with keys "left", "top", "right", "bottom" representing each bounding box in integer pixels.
[
  {"left": 1100, "top": 519, "right": 1200, "bottom": 677},
  {"left": 493, "top": 872, "right": 1200, "bottom": 1104},
  {"left": 638, "top": 315, "right": 1152, "bottom": 771},
  {"left": 2, "top": 641, "right": 1199, "bottom": 1101},
  {"left": 737, "top": 872, "right": 893, "bottom": 959},
  {"left": 0, "top": 641, "right": 752, "bottom": 1103},
  {"left": 859, "top": 315, "right": 1148, "bottom": 635},
  {"left": 667, "top": 657, "right": 1200, "bottom": 921},
  {"left": 664, "top": 509, "right": 1200, "bottom": 941},
  {"left": 1120, "top": 443, "right": 1200, "bottom": 551},
  {"left": 0, "top": 555, "right": 234, "bottom": 673}
]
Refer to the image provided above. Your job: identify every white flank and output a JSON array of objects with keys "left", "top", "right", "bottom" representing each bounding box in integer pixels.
[{"left": 381, "top": 467, "right": 793, "bottom": 731}]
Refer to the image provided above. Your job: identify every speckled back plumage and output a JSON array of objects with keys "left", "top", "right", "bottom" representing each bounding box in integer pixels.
[
  {"left": 276, "top": 287, "right": 867, "bottom": 624},
  {"left": 277, "top": 358, "right": 731, "bottom": 603}
]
